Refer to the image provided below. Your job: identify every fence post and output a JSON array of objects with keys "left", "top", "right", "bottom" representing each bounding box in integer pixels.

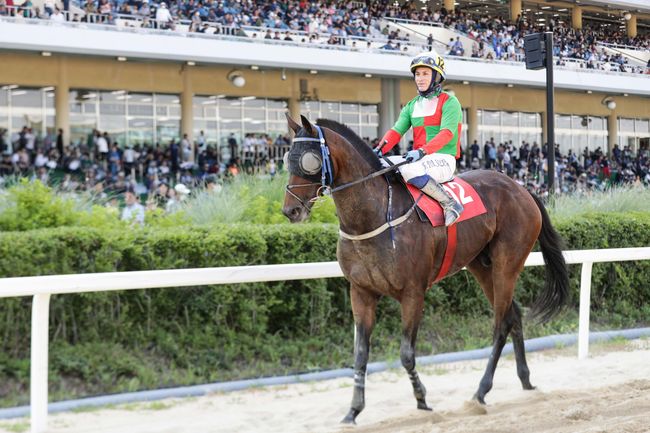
[
  {"left": 30, "top": 293, "right": 51, "bottom": 433},
  {"left": 578, "top": 262, "right": 593, "bottom": 360}
]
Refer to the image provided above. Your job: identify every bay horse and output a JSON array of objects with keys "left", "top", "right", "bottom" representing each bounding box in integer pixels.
[{"left": 282, "top": 114, "right": 569, "bottom": 424}]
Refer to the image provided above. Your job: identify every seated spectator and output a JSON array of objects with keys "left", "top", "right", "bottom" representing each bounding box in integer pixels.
[{"left": 137, "top": 0, "right": 151, "bottom": 20}]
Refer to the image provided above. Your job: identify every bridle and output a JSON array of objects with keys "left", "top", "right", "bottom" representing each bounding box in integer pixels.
[
  {"left": 285, "top": 125, "right": 420, "bottom": 242},
  {"left": 285, "top": 125, "right": 410, "bottom": 211}
]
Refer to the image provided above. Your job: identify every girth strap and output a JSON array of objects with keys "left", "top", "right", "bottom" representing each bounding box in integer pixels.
[{"left": 434, "top": 223, "right": 458, "bottom": 282}]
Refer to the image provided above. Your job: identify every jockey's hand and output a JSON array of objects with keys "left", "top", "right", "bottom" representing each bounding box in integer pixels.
[
  {"left": 404, "top": 149, "right": 426, "bottom": 162},
  {"left": 373, "top": 147, "right": 383, "bottom": 158}
]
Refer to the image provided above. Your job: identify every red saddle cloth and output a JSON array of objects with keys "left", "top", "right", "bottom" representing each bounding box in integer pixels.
[
  {"left": 406, "top": 177, "right": 487, "bottom": 282},
  {"left": 406, "top": 177, "right": 487, "bottom": 227}
]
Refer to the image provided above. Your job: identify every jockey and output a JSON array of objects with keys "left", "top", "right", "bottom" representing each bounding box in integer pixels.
[{"left": 376, "top": 51, "right": 464, "bottom": 226}]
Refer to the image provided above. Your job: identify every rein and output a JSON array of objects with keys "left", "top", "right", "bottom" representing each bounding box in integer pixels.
[{"left": 286, "top": 126, "right": 417, "bottom": 241}]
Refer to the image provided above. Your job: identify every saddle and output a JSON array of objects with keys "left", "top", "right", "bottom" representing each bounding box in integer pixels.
[
  {"left": 405, "top": 177, "right": 487, "bottom": 227},
  {"left": 380, "top": 158, "right": 486, "bottom": 227}
]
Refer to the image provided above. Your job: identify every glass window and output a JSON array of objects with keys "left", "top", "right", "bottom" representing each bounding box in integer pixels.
[
  {"left": 619, "top": 118, "right": 635, "bottom": 132},
  {"left": 155, "top": 94, "right": 180, "bottom": 146},
  {"left": 589, "top": 116, "right": 605, "bottom": 131},
  {"left": 300, "top": 101, "right": 320, "bottom": 120},
  {"left": 322, "top": 102, "right": 340, "bottom": 121},
  {"left": 156, "top": 118, "right": 180, "bottom": 146},
  {"left": 128, "top": 93, "right": 154, "bottom": 116},
  {"left": 70, "top": 113, "right": 97, "bottom": 148},
  {"left": 11, "top": 88, "right": 41, "bottom": 108},
  {"left": 556, "top": 114, "right": 571, "bottom": 129},
  {"left": 242, "top": 98, "right": 265, "bottom": 108},
  {"left": 635, "top": 119, "right": 649, "bottom": 134},
  {"left": 501, "top": 112, "right": 518, "bottom": 127},
  {"left": 128, "top": 117, "right": 154, "bottom": 147},
  {"left": 521, "top": 113, "right": 539, "bottom": 128},
  {"left": 482, "top": 110, "right": 500, "bottom": 126},
  {"left": 100, "top": 91, "right": 127, "bottom": 115},
  {"left": 10, "top": 88, "right": 45, "bottom": 137},
  {"left": 341, "top": 112, "right": 359, "bottom": 123},
  {"left": 360, "top": 125, "right": 377, "bottom": 141}
]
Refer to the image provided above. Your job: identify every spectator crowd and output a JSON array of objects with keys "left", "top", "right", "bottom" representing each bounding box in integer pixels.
[
  {"left": 2, "top": 123, "right": 649, "bottom": 214},
  {"left": 0, "top": 126, "right": 286, "bottom": 210},
  {"left": 1, "top": 0, "right": 648, "bottom": 73}
]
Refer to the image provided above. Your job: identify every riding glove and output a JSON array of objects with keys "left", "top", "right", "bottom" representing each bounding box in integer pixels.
[
  {"left": 404, "top": 149, "right": 426, "bottom": 162},
  {"left": 373, "top": 147, "right": 383, "bottom": 158}
]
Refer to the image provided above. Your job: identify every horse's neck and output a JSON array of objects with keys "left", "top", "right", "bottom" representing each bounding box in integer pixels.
[{"left": 333, "top": 166, "right": 410, "bottom": 236}]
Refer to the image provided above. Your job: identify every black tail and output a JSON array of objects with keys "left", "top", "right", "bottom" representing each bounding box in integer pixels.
[{"left": 529, "top": 193, "right": 570, "bottom": 323}]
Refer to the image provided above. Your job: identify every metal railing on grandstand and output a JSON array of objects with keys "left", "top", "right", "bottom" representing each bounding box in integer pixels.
[{"left": 2, "top": 6, "right": 647, "bottom": 76}]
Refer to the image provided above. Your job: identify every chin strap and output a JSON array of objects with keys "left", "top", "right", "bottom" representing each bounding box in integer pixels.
[{"left": 418, "top": 82, "right": 443, "bottom": 97}]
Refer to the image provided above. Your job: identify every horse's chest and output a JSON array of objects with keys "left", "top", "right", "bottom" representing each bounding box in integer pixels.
[{"left": 337, "top": 240, "right": 413, "bottom": 294}]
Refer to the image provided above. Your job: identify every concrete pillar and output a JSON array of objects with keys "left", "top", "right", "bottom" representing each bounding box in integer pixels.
[
  {"left": 443, "top": 0, "right": 454, "bottom": 13},
  {"left": 608, "top": 111, "right": 618, "bottom": 156},
  {"left": 572, "top": 6, "right": 582, "bottom": 30},
  {"left": 181, "top": 66, "right": 194, "bottom": 161},
  {"left": 467, "top": 104, "right": 478, "bottom": 151},
  {"left": 510, "top": 0, "right": 522, "bottom": 22},
  {"left": 55, "top": 58, "right": 69, "bottom": 148},
  {"left": 627, "top": 15, "right": 637, "bottom": 38},
  {"left": 379, "top": 78, "right": 400, "bottom": 143}
]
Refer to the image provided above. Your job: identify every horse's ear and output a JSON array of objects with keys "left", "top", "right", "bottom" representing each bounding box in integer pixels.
[
  {"left": 300, "top": 115, "right": 315, "bottom": 135},
  {"left": 285, "top": 112, "right": 300, "bottom": 134}
]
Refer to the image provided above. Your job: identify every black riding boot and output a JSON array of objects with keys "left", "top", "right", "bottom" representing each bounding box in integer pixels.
[{"left": 420, "top": 178, "right": 464, "bottom": 226}]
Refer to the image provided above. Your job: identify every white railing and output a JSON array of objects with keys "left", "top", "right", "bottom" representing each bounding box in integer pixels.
[{"left": 1, "top": 247, "right": 650, "bottom": 432}]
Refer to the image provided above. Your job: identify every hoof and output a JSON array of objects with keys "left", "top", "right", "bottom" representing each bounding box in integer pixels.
[
  {"left": 472, "top": 392, "right": 486, "bottom": 405},
  {"left": 417, "top": 401, "right": 432, "bottom": 411},
  {"left": 341, "top": 408, "right": 360, "bottom": 425},
  {"left": 523, "top": 383, "right": 536, "bottom": 391}
]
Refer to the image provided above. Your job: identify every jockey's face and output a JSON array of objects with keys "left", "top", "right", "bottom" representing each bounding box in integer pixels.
[{"left": 414, "top": 67, "right": 433, "bottom": 92}]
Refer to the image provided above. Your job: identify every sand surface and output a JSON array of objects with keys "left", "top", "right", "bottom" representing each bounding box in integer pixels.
[{"left": 2, "top": 339, "right": 649, "bottom": 433}]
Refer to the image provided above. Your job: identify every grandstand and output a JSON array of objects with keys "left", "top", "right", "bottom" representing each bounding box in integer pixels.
[{"left": 0, "top": 0, "right": 648, "bottom": 161}]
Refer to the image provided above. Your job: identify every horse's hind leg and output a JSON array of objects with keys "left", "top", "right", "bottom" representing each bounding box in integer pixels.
[
  {"left": 467, "top": 260, "right": 523, "bottom": 404},
  {"left": 341, "top": 286, "right": 379, "bottom": 425},
  {"left": 400, "top": 291, "right": 431, "bottom": 411},
  {"left": 510, "top": 301, "right": 534, "bottom": 390}
]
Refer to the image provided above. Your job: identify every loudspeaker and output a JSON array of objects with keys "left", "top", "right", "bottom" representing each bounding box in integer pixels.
[{"left": 524, "top": 33, "right": 545, "bottom": 70}]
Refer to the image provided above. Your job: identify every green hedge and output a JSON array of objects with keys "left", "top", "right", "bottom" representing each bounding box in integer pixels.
[{"left": 1, "top": 213, "right": 649, "bottom": 406}]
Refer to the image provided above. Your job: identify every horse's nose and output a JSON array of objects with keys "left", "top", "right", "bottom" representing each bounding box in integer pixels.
[{"left": 282, "top": 205, "right": 301, "bottom": 222}]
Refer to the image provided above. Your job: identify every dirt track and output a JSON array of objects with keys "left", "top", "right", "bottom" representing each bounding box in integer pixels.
[{"left": 1, "top": 339, "right": 649, "bottom": 433}]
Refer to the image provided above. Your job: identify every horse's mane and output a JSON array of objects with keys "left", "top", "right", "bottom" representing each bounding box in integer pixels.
[{"left": 316, "top": 118, "right": 383, "bottom": 171}]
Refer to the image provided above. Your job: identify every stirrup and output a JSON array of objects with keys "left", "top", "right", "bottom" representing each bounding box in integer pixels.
[{"left": 444, "top": 201, "right": 464, "bottom": 226}]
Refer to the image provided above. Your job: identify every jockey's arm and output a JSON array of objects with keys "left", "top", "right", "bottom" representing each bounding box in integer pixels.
[
  {"left": 421, "top": 96, "right": 462, "bottom": 157},
  {"left": 378, "top": 103, "right": 412, "bottom": 154}
]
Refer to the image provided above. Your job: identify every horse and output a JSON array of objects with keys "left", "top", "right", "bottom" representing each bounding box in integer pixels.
[{"left": 281, "top": 114, "right": 569, "bottom": 424}]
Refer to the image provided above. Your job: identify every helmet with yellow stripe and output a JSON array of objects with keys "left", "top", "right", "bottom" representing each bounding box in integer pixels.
[{"left": 410, "top": 51, "right": 446, "bottom": 82}]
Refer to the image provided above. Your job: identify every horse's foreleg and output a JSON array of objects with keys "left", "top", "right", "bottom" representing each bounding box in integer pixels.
[
  {"left": 400, "top": 292, "right": 431, "bottom": 411},
  {"left": 341, "top": 286, "right": 378, "bottom": 425},
  {"left": 509, "top": 301, "right": 535, "bottom": 390}
]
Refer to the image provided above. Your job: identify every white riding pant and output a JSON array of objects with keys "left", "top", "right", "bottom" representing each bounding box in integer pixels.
[{"left": 385, "top": 153, "right": 457, "bottom": 184}]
